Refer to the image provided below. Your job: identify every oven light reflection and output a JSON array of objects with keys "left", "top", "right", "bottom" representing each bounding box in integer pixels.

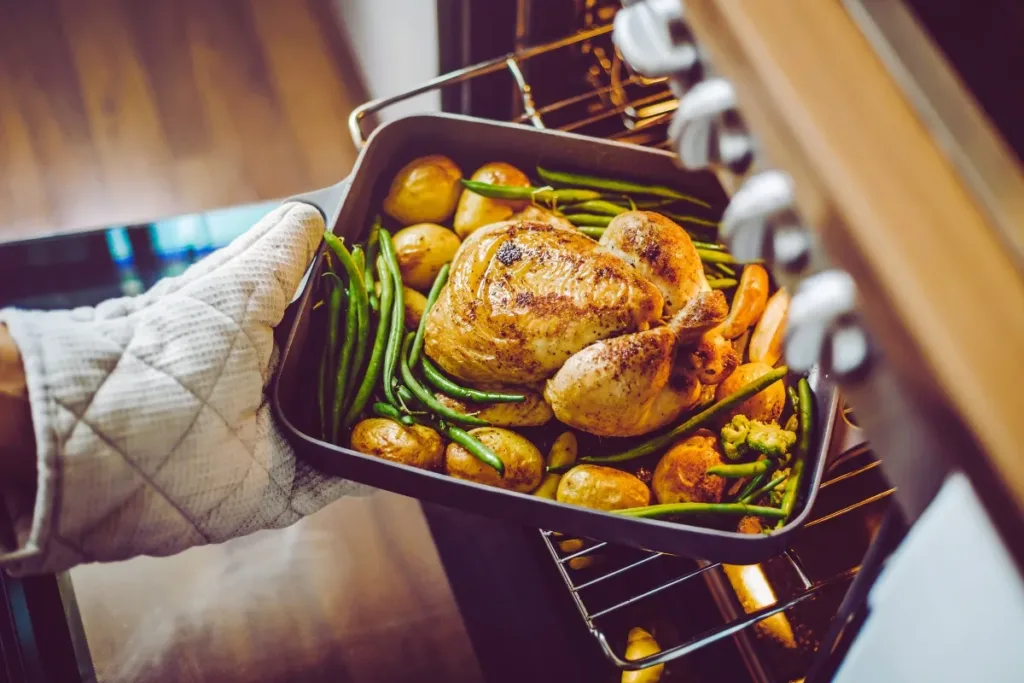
[{"left": 723, "top": 563, "right": 798, "bottom": 649}]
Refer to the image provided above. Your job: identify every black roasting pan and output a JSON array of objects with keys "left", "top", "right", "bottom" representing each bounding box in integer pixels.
[{"left": 273, "top": 113, "right": 840, "bottom": 565}]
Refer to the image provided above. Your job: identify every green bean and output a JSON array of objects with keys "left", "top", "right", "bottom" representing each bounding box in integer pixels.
[
  {"left": 787, "top": 385, "right": 800, "bottom": 414},
  {"left": 410, "top": 263, "right": 449, "bottom": 368},
  {"left": 460, "top": 179, "right": 599, "bottom": 204},
  {"left": 421, "top": 356, "right": 526, "bottom": 404},
  {"left": 372, "top": 402, "right": 415, "bottom": 426},
  {"left": 565, "top": 214, "right": 612, "bottom": 228},
  {"left": 708, "top": 278, "right": 738, "bottom": 290},
  {"left": 735, "top": 472, "right": 767, "bottom": 502},
  {"left": 615, "top": 502, "right": 786, "bottom": 520},
  {"left": 697, "top": 249, "right": 745, "bottom": 265},
  {"left": 343, "top": 257, "right": 394, "bottom": 430},
  {"left": 441, "top": 422, "right": 505, "bottom": 475},
  {"left": 319, "top": 273, "right": 343, "bottom": 439},
  {"left": 555, "top": 366, "right": 788, "bottom": 471},
  {"left": 738, "top": 472, "right": 789, "bottom": 505},
  {"left": 707, "top": 459, "right": 774, "bottom": 478},
  {"left": 331, "top": 278, "right": 359, "bottom": 443},
  {"left": 536, "top": 167, "right": 711, "bottom": 208},
  {"left": 662, "top": 212, "right": 721, "bottom": 229},
  {"left": 692, "top": 240, "right": 726, "bottom": 251},
  {"left": 365, "top": 219, "right": 381, "bottom": 312},
  {"left": 398, "top": 333, "right": 489, "bottom": 426},
  {"left": 716, "top": 263, "right": 736, "bottom": 277},
  {"left": 378, "top": 230, "right": 405, "bottom": 406},
  {"left": 323, "top": 232, "right": 369, "bottom": 398},
  {"left": 577, "top": 227, "right": 606, "bottom": 239},
  {"left": 780, "top": 378, "right": 814, "bottom": 522},
  {"left": 561, "top": 200, "right": 627, "bottom": 217}
]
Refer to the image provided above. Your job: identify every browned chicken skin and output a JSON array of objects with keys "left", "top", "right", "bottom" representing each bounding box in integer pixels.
[
  {"left": 599, "top": 211, "right": 710, "bottom": 315},
  {"left": 423, "top": 220, "right": 665, "bottom": 384},
  {"left": 544, "top": 291, "right": 728, "bottom": 437}
]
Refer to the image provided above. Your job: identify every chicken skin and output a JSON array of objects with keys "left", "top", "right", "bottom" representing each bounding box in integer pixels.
[
  {"left": 544, "top": 291, "right": 728, "bottom": 437},
  {"left": 424, "top": 220, "right": 665, "bottom": 384},
  {"left": 599, "top": 211, "right": 710, "bottom": 315}
]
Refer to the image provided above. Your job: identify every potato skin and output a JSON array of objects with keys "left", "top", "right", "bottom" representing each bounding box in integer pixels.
[
  {"left": 383, "top": 155, "right": 463, "bottom": 225},
  {"left": 652, "top": 429, "right": 727, "bottom": 504},
  {"left": 715, "top": 362, "right": 786, "bottom": 423},
  {"left": 445, "top": 427, "right": 544, "bottom": 493},
  {"left": 556, "top": 465, "right": 651, "bottom": 511},
  {"left": 402, "top": 287, "right": 428, "bottom": 327},
  {"left": 392, "top": 223, "right": 462, "bottom": 290},
  {"left": 454, "top": 162, "right": 531, "bottom": 239},
  {"left": 350, "top": 418, "right": 444, "bottom": 470},
  {"left": 434, "top": 388, "right": 553, "bottom": 427}
]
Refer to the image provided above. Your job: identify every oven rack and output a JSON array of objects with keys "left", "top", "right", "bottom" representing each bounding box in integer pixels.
[{"left": 347, "top": 24, "right": 892, "bottom": 678}]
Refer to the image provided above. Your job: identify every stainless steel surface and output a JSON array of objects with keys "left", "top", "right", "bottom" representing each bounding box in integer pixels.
[
  {"left": 844, "top": 0, "right": 1024, "bottom": 275},
  {"left": 668, "top": 78, "right": 753, "bottom": 175}
]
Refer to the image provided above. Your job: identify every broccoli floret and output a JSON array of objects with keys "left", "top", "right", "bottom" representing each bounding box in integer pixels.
[
  {"left": 769, "top": 468, "right": 791, "bottom": 507},
  {"left": 720, "top": 415, "right": 751, "bottom": 461},
  {"left": 747, "top": 421, "right": 797, "bottom": 459}
]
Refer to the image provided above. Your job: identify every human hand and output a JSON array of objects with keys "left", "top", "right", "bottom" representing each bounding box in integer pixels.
[{"left": 0, "top": 203, "right": 368, "bottom": 575}]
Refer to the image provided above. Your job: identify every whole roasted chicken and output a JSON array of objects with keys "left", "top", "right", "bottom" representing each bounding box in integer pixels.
[
  {"left": 423, "top": 211, "right": 732, "bottom": 437},
  {"left": 423, "top": 220, "right": 664, "bottom": 384}
]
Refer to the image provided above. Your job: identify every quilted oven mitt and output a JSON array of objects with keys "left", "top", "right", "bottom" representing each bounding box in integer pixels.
[{"left": 0, "top": 202, "right": 368, "bottom": 576}]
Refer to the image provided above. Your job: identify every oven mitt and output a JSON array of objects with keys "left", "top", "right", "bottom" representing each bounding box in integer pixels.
[{"left": 0, "top": 202, "right": 369, "bottom": 576}]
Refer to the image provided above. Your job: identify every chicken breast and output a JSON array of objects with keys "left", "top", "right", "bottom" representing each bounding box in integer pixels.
[
  {"left": 424, "top": 220, "right": 665, "bottom": 384},
  {"left": 599, "top": 211, "right": 710, "bottom": 315},
  {"left": 544, "top": 291, "right": 728, "bottom": 437}
]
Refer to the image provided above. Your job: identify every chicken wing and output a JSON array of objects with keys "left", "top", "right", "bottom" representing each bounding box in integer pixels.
[{"left": 424, "top": 220, "right": 664, "bottom": 383}]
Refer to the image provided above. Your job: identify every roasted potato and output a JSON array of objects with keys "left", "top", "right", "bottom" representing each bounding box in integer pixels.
[
  {"left": 749, "top": 288, "right": 789, "bottom": 366},
  {"left": 715, "top": 362, "right": 786, "bottom": 423},
  {"left": 652, "top": 429, "right": 727, "bottom": 504},
  {"left": 392, "top": 223, "right": 462, "bottom": 290},
  {"left": 622, "top": 627, "right": 664, "bottom": 683},
  {"left": 445, "top": 427, "right": 544, "bottom": 493},
  {"left": 535, "top": 431, "right": 578, "bottom": 499},
  {"left": 556, "top": 465, "right": 651, "bottom": 511},
  {"left": 382, "top": 155, "right": 463, "bottom": 224},
  {"left": 720, "top": 264, "right": 770, "bottom": 340},
  {"left": 375, "top": 282, "right": 428, "bottom": 328},
  {"left": 350, "top": 418, "right": 444, "bottom": 470},
  {"left": 435, "top": 387, "right": 553, "bottom": 427},
  {"left": 454, "top": 162, "right": 531, "bottom": 239}
]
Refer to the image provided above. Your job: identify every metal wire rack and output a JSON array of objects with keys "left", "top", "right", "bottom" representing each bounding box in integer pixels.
[{"left": 348, "top": 21, "right": 894, "bottom": 680}]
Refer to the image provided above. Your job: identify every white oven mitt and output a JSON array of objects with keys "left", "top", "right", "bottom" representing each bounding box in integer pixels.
[{"left": 0, "top": 202, "right": 369, "bottom": 576}]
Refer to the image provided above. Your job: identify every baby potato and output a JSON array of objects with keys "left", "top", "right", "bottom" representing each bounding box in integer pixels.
[
  {"left": 652, "top": 429, "right": 727, "bottom": 504},
  {"left": 510, "top": 204, "right": 576, "bottom": 232},
  {"left": 454, "top": 162, "right": 531, "bottom": 239},
  {"left": 556, "top": 465, "right": 651, "bottom": 512},
  {"left": 715, "top": 362, "right": 786, "bottom": 423},
  {"left": 350, "top": 418, "right": 444, "bottom": 470},
  {"left": 749, "top": 288, "right": 789, "bottom": 366},
  {"left": 434, "top": 387, "right": 553, "bottom": 427},
  {"left": 383, "top": 155, "right": 463, "bottom": 224},
  {"left": 375, "top": 282, "right": 428, "bottom": 327},
  {"left": 392, "top": 223, "right": 462, "bottom": 290},
  {"left": 622, "top": 627, "right": 664, "bottom": 683},
  {"left": 445, "top": 427, "right": 544, "bottom": 493}
]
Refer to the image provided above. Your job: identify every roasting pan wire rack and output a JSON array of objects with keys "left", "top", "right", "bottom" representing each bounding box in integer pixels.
[{"left": 348, "top": 24, "right": 893, "bottom": 678}]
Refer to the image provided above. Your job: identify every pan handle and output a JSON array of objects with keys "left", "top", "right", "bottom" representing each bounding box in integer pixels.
[{"left": 286, "top": 177, "right": 351, "bottom": 229}]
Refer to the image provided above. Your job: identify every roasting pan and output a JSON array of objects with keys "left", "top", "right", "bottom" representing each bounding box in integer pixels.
[{"left": 272, "top": 113, "right": 840, "bottom": 564}]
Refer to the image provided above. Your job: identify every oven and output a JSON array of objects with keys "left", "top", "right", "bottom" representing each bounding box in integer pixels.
[{"left": 0, "top": 1, "right": 1021, "bottom": 681}]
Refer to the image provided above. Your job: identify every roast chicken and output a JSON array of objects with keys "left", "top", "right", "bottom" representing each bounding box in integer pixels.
[
  {"left": 423, "top": 220, "right": 664, "bottom": 384},
  {"left": 544, "top": 290, "right": 727, "bottom": 436}
]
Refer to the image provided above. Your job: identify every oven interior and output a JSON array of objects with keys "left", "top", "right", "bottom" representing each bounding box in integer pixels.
[{"left": 351, "top": 2, "right": 910, "bottom": 680}]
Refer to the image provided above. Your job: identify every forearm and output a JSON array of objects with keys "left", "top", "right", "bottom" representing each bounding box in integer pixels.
[{"left": 0, "top": 325, "right": 35, "bottom": 487}]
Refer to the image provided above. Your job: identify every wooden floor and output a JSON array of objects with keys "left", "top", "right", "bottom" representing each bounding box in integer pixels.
[
  {"left": 0, "top": 0, "right": 364, "bottom": 243},
  {"left": 0, "top": 1, "right": 483, "bottom": 680}
]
